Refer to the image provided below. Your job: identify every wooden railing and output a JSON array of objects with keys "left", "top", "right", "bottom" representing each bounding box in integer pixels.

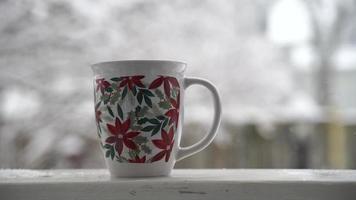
[{"left": 1, "top": 169, "right": 356, "bottom": 200}]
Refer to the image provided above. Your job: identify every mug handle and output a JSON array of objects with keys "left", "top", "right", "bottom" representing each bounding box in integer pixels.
[{"left": 176, "top": 77, "right": 222, "bottom": 161}]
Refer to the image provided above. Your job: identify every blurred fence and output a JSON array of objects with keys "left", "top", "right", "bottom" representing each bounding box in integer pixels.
[{"left": 177, "top": 121, "right": 356, "bottom": 169}]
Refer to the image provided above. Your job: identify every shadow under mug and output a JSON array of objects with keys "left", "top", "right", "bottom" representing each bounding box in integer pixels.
[{"left": 91, "top": 60, "right": 221, "bottom": 177}]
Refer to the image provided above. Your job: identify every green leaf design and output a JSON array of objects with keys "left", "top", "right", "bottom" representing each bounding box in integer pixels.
[
  {"left": 105, "top": 87, "right": 113, "bottom": 93},
  {"left": 142, "top": 89, "right": 154, "bottom": 97},
  {"left": 111, "top": 77, "right": 122, "bottom": 82},
  {"left": 107, "top": 106, "right": 114, "bottom": 117},
  {"left": 105, "top": 145, "right": 115, "bottom": 160},
  {"left": 104, "top": 144, "right": 112, "bottom": 149},
  {"left": 142, "top": 125, "right": 155, "bottom": 132},
  {"left": 158, "top": 101, "right": 171, "bottom": 109},
  {"left": 151, "top": 125, "right": 161, "bottom": 136},
  {"left": 95, "top": 101, "right": 102, "bottom": 109},
  {"left": 148, "top": 118, "right": 160, "bottom": 124},
  {"left": 137, "top": 118, "right": 148, "bottom": 125},
  {"left": 144, "top": 95, "right": 152, "bottom": 107},
  {"left": 117, "top": 103, "right": 123, "bottom": 119},
  {"left": 132, "top": 86, "right": 137, "bottom": 96},
  {"left": 121, "top": 86, "right": 128, "bottom": 100},
  {"left": 137, "top": 92, "right": 143, "bottom": 104},
  {"left": 162, "top": 118, "right": 169, "bottom": 129},
  {"left": 111, "top": 149, "right": 115, "bottom": 160}
]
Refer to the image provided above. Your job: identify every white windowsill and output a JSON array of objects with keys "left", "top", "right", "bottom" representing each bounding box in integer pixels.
[{"left": 1, "top": 169, "right": 356, "bottom": 200}]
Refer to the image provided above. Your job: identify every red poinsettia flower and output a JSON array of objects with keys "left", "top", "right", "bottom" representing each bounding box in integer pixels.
[
  {"left": 165, "top": 92, "right": 180, "bottom": 128},
  {"left": 128, "top": 155, "right": 146, "bottom": 163},
  {"left": 149, "top": 76, "right": 179, "bottom": 97},
  {"left": 96, "top": 78, "right": 110, "bottom": 93},
  {"left": 105, "top": 117, "right": 140, "bottom": 155},
  {"left": 151, "top": 127, "right": 175, "bottom": 162},
  {"left": 119, "top": 76, "right": 145, "bottom": 90}
]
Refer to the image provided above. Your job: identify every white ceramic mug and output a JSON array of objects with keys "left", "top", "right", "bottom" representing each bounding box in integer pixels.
[{"left": 91, "top": 60, "right": 221, "bottom": 177}]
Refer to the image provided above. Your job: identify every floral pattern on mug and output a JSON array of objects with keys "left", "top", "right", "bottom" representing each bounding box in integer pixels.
[{"left": 94, "top": 75, "right": 180, "bottom": 163}]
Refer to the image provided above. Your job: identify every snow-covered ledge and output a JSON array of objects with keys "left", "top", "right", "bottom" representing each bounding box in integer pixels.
[{"left": 0, "top": 169, "right": 355, "bottom": 200}]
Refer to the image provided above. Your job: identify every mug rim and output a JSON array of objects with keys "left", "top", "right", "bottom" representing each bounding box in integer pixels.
[{"left": 91, "top": 60, "right": 186, "bottom": 68}]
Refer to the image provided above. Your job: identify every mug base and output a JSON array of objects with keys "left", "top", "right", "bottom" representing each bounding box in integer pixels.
[{"left": 105, "top": 159, "right": 174, "bottom": 178}]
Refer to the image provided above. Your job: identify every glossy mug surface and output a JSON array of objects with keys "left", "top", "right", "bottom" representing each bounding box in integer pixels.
[{"left": 91, "top": 60, "right": 221, "bottom": 177}]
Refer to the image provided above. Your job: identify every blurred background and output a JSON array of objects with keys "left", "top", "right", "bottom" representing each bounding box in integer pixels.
[{"left": 1, "top": 0, "right": 356, "bottom": 169}]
